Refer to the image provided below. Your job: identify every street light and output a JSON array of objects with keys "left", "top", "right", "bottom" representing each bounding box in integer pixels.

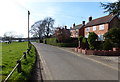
[{"left": 28, "top": 10, "right": 30, "bottom": 48}]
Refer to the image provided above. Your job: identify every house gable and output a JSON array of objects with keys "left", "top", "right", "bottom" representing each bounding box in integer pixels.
[
  {"left": 84, "top": 14, "right": 119, "bottom": 41},
  {"left": 70, "top": 24, "right": 85, "bottom": 38},
  {"left": 85, "top": 14, "right": 115, "bottom": 27}
]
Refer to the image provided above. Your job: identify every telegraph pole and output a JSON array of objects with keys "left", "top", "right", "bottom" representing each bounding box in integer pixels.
[{"left": 28, "top": 10, "right": 30, "bottom": 48}]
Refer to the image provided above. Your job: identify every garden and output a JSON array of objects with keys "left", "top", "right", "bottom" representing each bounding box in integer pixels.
[{"left": 76, "top": 27, "right": 120, "bottom": 55}]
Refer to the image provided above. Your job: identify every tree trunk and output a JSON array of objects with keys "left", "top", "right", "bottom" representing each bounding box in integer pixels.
[
  {"left": 39, "top": 32, "right": 41, "bottom": 43},
  {"left": 46, "top": 23, "right": 50, "bottom": 38}
]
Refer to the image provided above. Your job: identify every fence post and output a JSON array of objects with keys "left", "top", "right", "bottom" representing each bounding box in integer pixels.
[
  {"left": 27, "top": 49, "right": 30, "bottom": 54},
  {"left": 23, "top": 52, "right": 27, "bottom": 59},
  {"left": 17, "top": 60, "right": 22, "bottom": 73},
  {"left": 29, "top": 46, "right": 32, "bottom": 50}
]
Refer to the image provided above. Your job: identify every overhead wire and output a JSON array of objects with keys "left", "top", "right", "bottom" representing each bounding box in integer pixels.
[{"left": 11, "top": 0, "right": 29, "bottom": 11}]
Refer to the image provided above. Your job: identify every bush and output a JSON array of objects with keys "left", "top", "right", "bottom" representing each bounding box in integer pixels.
[
  {"left": 81, "top": 37, "right": 89, "bottom": 49},
  {"left": 88, "top": 32, "right": 98, "bottom": 50},
  {"left": 103, "top": 40, "right": 113, "bottom": 50},
  {"left": 104, "top": 27, "right": 120, "bottom": 48},
  {"left": 82, "top": 37, "right": 87, "bottom": 44},
  {"left": 94, "top": 41, "right": 104, "bottom": 50},
  {"left": 78, "top": 35, "right": 83, "bottom": 41}
]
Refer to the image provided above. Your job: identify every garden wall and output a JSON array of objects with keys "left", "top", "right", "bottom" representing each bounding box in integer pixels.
[{"left": 75, "top": 48, "right": 120, "bottom": 56}]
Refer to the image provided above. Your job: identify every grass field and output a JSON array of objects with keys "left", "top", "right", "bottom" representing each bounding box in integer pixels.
[{"left": 1, "top": 42, "right": 36, "bottom": 81}]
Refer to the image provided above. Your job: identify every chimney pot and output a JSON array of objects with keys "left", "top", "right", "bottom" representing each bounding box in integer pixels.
[
  {"left": 82, "top": 21, "right": 85, "bottom": 25},
  {"left": 65, "top": 26, "right": 67, "bottom": 29},
  {"left": 73, "top": 23, "right": 75, "bottom": 27},
  {"left": 89, "top": 16, "right": 92, "bottom": 21}
]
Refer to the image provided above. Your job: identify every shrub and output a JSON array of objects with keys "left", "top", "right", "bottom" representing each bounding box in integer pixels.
[
  {"left": 88, "top": 32, "right": 98, "bottom": 50},
  {"left": 81, "top": 37, "right": 89, "bottom": 49},
  {"left": 78, "top": 35, "right": 83, "bottom": 41},
  {"left": 103, "top": 40, "right": 113, "bottom": 50},
  {"left": 82, "top": 37, "right": 87, "bottom": 44},
  {"left": 104, "top": 27, "right": 120, "bottom": 48}
]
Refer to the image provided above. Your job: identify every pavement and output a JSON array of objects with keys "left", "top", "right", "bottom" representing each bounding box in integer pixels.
[{"left": 32, "top": 42, "right": 119, "bottom": 80}]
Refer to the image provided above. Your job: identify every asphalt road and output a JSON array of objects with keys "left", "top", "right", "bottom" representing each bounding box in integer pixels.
[{"left": 32, "top": 42, "right": 118, "bottom": 80}]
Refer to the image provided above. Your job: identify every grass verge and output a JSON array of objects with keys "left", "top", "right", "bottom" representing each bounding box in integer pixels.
[{"left": 1, "top": 42, "right": 36, "bottom": 81}]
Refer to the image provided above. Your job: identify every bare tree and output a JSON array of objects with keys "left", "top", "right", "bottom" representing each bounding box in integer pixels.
[
  {"left": 43, "top": 17, "right": 55, "bottom": 38},
  {"left": 3, "top": 31, "right": 16, "bottom": 43},
  {"left": 30, "top": 20, "right": 45, "bottom": 42},
  {"left": 30, "top": 17, "right": 55, "bottom": 42}
]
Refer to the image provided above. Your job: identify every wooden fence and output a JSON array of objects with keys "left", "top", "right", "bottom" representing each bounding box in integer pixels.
[{"left": 4, "top": 46, "right": 32, "bottom": 82}]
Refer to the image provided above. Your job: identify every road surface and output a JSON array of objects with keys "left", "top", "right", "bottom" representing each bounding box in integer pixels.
[{"left": 32, "top": 42, "right": 118, "bottom": 80}]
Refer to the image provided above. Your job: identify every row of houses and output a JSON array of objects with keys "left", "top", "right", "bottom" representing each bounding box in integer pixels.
[{"left": 70, "top": 14, "right": 120, "bottom": 41}]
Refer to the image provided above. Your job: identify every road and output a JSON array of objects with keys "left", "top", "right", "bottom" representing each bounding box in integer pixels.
[{"left": 32, "top": 42, "right": 118, "bottom": 80}]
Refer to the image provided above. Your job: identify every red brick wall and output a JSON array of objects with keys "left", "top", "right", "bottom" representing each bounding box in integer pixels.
[
  {"left": 84, "top": 23, "right": 109, "bottom": 37},
  {"left": 79, "top": 26, "right": 84, "bottom": 37},
  {"left": 75, "top": 48, "right": 120, "bottom": 56},
  {"left": 71, "top": 27, "right": 84, "bottom": 38}
]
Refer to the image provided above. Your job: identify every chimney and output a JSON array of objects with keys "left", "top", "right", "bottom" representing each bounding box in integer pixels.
[
  {"left": 89, "top": 16, "right": 92, "bottom": 21},
  {"left": 82, "top": 21, "right": 85, "bottom": 25},
  {"left": 65, "top": 26, "right": 67, "bottom": 29},
  {"left": 73, "top": 23, "right": 75, "bottom": 27}
]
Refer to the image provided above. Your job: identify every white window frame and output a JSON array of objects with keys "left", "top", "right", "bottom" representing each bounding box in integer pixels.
[
  {"left": 86, "top": 27, "right": 90, "bottom": 32},
  {"left": 93, "top": 26, "right": 96, "bottom": 31},
  {"left": 99, "top": 24, "right": 104, "bottom": 30},
  {"left": 98, "top": 35, "right": 104, "bottom": 41}
]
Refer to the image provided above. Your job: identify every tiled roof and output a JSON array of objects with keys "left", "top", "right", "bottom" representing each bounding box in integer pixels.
[
  {"left": 85, "top": 14, "right": 115, "bottom": 27},
  {"left": 71, "top": 24, "right": 83, "bottom": 30}
]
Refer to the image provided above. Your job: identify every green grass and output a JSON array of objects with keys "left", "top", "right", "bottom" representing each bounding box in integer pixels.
[
  {"left": 0, "top": 42, "right": 2, "bottom": 82},
  {"left": 1, "top": 42, "right": 36, "bottom": 81}
]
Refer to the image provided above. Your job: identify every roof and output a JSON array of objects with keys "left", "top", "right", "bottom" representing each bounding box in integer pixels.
[
  {"left": 71, "top": 24, "right": 83, "bottom": 30},
  {"left": 85, "top": 14, "right": 115, "bottom": 27}
]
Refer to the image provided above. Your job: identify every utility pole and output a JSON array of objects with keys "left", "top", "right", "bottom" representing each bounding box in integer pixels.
[{"left": 28, "top": 10, "right": 30, "bottom": 48}]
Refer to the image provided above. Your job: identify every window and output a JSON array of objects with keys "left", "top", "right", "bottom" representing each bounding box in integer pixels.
[
  {"left": 85, "top": 33, "right": 89, "bottom": 38},
  {"left": 93, "top": 26, "right": 96, "bottom": 31},
  {"left": 86, "top": 27, "right": 90, "bottom": 32},
  {"left": 99, "top": 24, "right": 104, "bottom": 30},
  {"left": 76, "top": 32, "right": 78, "bottom": 35},
  {"left": 98, "top": 35, "right": 104, "bottom": 41}
]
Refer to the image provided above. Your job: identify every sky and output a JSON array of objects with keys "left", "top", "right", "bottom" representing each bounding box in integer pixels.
[{"left": 0, "top": 0, "right": 118, "bottom": 38}]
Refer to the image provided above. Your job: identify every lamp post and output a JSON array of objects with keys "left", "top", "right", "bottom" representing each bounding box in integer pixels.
[{"left": 28, "top": 10, "right": 30, "bottom": 48}]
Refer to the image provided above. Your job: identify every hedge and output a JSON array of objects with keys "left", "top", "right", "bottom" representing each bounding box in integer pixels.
[{"left": 44, "top": 38, "right": 77, "bottom": 47}]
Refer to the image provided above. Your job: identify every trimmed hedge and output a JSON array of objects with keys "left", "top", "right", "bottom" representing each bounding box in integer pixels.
[{"left": 44, "top": 38, "right": 77, "bottom": 47}]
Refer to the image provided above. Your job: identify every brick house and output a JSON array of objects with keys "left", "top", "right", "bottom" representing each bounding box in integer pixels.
[
  {"left": 84, "top": 14, "right": 120, "bottom": 41},
  {"left": 70, "top": 21, "right": 85, "bottom": 38}
]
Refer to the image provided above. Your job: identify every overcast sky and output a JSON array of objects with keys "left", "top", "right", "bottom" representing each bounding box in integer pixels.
[{"left": 0, "top": 0, "right": 117, "bottom": 37}]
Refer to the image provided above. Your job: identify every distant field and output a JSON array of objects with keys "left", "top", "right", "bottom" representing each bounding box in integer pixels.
[{"left": 1, "top": 42, "right": 36, "bottom": 81}]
